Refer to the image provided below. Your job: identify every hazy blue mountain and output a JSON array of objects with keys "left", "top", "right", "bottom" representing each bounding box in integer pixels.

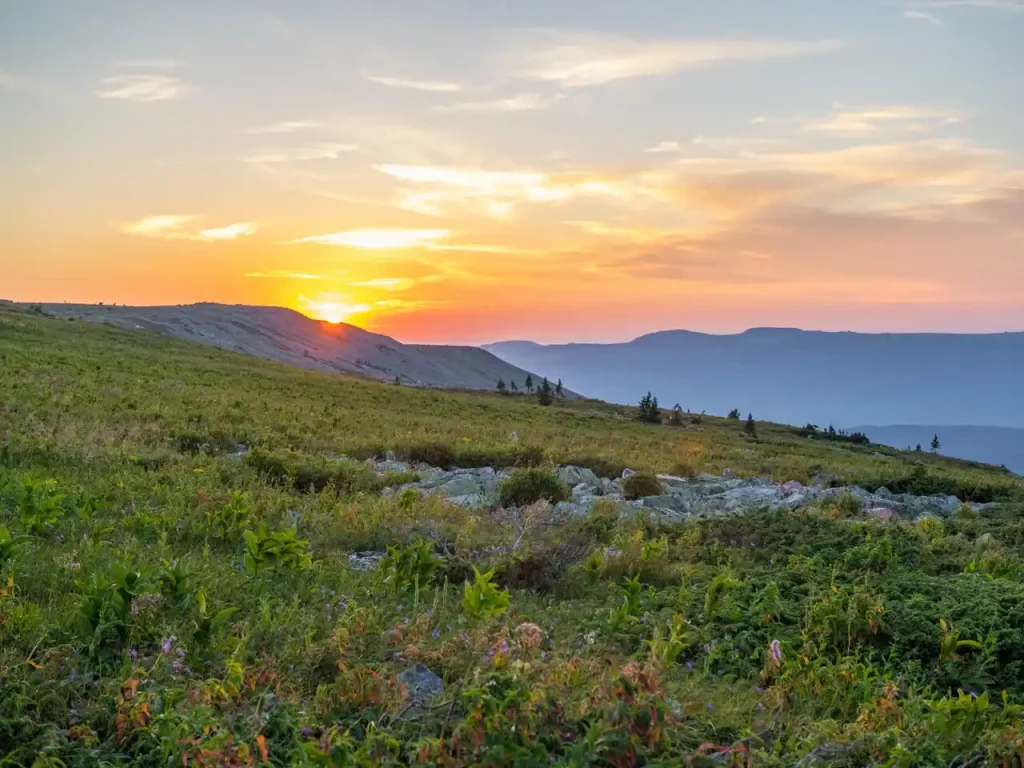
[
  {"left": 485, "top": 328, "right": 1024, "bottom": 428},
  {"left": 853, "top": 425, "right": 1024, "bottom": 475}
]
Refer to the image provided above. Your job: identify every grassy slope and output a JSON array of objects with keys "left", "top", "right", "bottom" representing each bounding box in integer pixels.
[{"left": 3, "top": 306, "right": 1024, "bottom": 766}]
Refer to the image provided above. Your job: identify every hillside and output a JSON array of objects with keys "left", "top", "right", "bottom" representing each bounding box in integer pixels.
[
  {"left": 856, "top": 424, "right": 1024, "bottom": 475},
  {"left": 19, "top": 302, "right": 557, "bottom": 394},
  {"left": 485, "top": 328, "right": 1024, "bottom": 427},
  {"left": 3, "top": 305, "right": 1024, "bottom": 765}
]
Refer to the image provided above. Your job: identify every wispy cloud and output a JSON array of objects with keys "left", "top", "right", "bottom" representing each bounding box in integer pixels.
[
  {"left": 119, "top": 58, "right": 184, "bottom": 69},
  {"left": 646, "top": 141, "right": 685, "bottom": 154},
  {"left": 95, "top": 73, "right": 192, "bottom": 102},
  {"left": 243, "top": 120, "right": 324, "bottom": 135},
  {"left": 121, "top": 215, "right": 258, "bottom": 240},
  {"left": 438, "top": 92, "right": 565, "bottom": 113},
  {"left": 246, "top": 270, "right": 324, "bottom": 280},
  {"left": 288, "top": 228, "right": 452, "bottom": 249},
  {"left": 365, "top": 74, "right": 465, "bottom": 92},
  {"left": 911, "top": 0, "right": 1024, "bottom": 10},
  {"left": 121, "top": 215, "right": 198, "bottom": 237},
  {"left": 198, "top": 222, "right": 260, "bottom": 240},
  {"left": 903, "top": 9, "right": 945, "bottom": 23},
  {"left": 243, "top": 143, "right": 358, "bottom": 164},
  {"left": 0, "top": 70, "right": 33, "bottom": 91},
  {"left": 804, "top": 105, "right": 961, "bottom": 136},
  {"left": 511, "top": 32, "right": 846, "bottom": 88},
  {"left": 350, "top": 277, "right": 416, "bottom": 291}
]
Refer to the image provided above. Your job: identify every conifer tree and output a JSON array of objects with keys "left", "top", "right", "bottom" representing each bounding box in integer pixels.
[
  {"left": 744, "top": 413, "right": 757, "bottom": 437},
  {"left": 537, "top": 377, "right": 554, "bottom": 406}
]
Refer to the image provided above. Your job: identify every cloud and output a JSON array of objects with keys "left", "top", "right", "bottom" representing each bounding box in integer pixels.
[
  {"left": 243, "top": 143, "right": 359, "bottom": 164},
  {"left": 197, "top": 222, "right": 259, "bottom": 240},
  {"left": 288, "top": 228, "right": 452, "bottom": 249},
  {"left": 375, "top": 163, "right": 661, "bottom": 218},
  {"left": 903, "top": 9, "right": 945, "bottom": 23},
  {"left": 511, "top": 31, "right": 846, "bottom": 88},
  {"left": 911, "top": 0, "right": 1024, "bottom": 10},
  {"left": 804, "top": 105, "right": 961, "bottom": 136},
  {"left": 646, "top": 141, "right": 685, "bottom": 154},
  {"left": 120, "top": 215, "right": 258, "bottom": 241},
  {"left": 121, "top": 215, "right": 198, "bottom": 237},
  {"left": 350, "top": 277, "right": 416, "bottom": 291},
  {"left": 243, "top": 120, "right": 324, "bottom": 135},
  {"left": 438, "top": 92, "right": 565, "bottom": 113},
  {"left": 95, "top": 73, "right": 192, "bottom": 102},
  {"left": 119, "top": 59, "right": 184, "bottom": 69},
  {"left": 365, "top": 74, "right": 465, "bottom": 92},
  {"left": 246, "top": 270, "right": 324, "bottom": 280},
  {"left": 0, "top": 70, "right": 32, "bottom": 91}
]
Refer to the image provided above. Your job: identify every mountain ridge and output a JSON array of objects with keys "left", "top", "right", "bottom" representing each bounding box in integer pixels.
[{"left": 17, "top": 302, "right": 568, "bottom": 394}]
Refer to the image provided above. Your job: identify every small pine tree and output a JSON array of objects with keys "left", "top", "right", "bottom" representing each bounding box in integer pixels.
[
  {"left": 931, "top": 433, "right": 941, "bottom": 453},
  {"left": 525, "top": 374, "right": 534, "bottom": 394},
  {"left": 496, "top": 378, "right": 506, "bottom": 394},
  {"left": 555, "top": 379, "right": 564, "bottom": 398},
  {"left": 915, "top": 443, "right": 923, "bottom": 453},
  {"left": 727, "top": 408, "right": 741, "bottom": 420},
  {"left": 537, "top": 378, "right": 554, "bottom": 406},
  {"left": 744, "top": 413, "right": 757, "bottom": 437},
  {"left": 637, "top": 392, "right": 661, "bottom": 424},
  {"left": 510, "top": 381, "right": 518, "bottom": 393},
  {"left": 394, "top": 376, "right": 401, "bottom": 385}
]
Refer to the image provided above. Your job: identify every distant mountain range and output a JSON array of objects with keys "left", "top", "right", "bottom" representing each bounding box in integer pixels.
[
  {"left": 24, "top": 303, "right": 558, "bottom": 393},
  {"left": 485, "top": 328, "right": 1024, "bottom": 428},
  {"left": 854, "top": 425, "right": 1024, "bottom": 475}
]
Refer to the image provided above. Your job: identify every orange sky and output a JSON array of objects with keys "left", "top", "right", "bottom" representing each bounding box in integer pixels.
[{"left": 2, "top": 2, "right": 1023, "bottom": 343}]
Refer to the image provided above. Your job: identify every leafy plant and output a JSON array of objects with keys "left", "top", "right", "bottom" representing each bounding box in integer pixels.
[
  {"left": 16, "top": 476, "right": 64, "bottom": 535},
  {"left": 462, "top": 567, "right": 509, "bottom": 620},
  {"left": 380, "top": 539, "right": 438, "bottom": 595},
  {"left": 0, "top": 526, "right": 25, "bottom": 571},
  {"left": 206, "top": 491, "right": 252, "bottom": 540},
  {"left": 645, "top": 614, "right": 690, "bottom": 665},
  {"left": 191, "top": 589, "right": 238, "bottom": 650},
  {"left": 243, "top": 523, "right": 313, "bottom": 575}
]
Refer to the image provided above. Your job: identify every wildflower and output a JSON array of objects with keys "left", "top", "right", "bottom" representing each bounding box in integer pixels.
[
  {"left": 703, "top": 643, "right": 712, "bottom": 653},
  {"left": 707, "top": 704, "right": 714, "bottom": 711},
  {"left": 162, "top": 636, "right": 177, "bottom": 655},
  {"left": 301, "top": 726, "right": 313, "bottom": 737},
  {"left": 497, "top": 638, "right": 509, "bottom": 655},
  {"left": 769, "top": 639, "right": 782, "bottom": 662},
  {"left": 756, "top": 702, "right": 764, "bottom": 710},
  {"left": 128, "top": 647, "right": 138, "bottom": 660},
  {"left": 540, "top": 652, "right": 547, "bottom": 661},
  {"left": 432, "top": 629, "right": 440, "bottom": 639},
  {"left": 685, "top": 661, "right": 694, "bottom": 670}
]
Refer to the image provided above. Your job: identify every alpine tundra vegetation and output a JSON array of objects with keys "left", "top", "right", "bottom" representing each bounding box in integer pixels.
[{"left": 2, "top": 305, "right": 1024, "bottom": 766}]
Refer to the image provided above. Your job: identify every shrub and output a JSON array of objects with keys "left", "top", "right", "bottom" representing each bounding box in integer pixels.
[
  {"left": 380, "top": 540, "right": 438, "bottom": 595},
  {"left": 637, "top": 392, "right": 661, "bottom": 424},
  {"left": 622, "top": 472, "right": 664, "bottom": 500},
  {"left": 404, "top": 442, "right": 457, "bottom": 468},
  {"left": 244, "top": 449, "right": 380, "bottom": 494},
  {"left": 462, "top": 567, "right": 509, "bottom": 620},
  {"left": 498, "top": 467, "right": 569, "bottom": 507}
]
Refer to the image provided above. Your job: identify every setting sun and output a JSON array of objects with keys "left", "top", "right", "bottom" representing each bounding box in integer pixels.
[{"left": 298, "top": 295, "right": 372, "bottom": 325}]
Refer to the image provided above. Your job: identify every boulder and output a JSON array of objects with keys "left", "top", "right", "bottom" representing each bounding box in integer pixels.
[
  {"left": 780, "top": 480, "right": 804, "bottom": 497},
  {"left": 558, "top": 466, "right": 600, "bottom": 489},
  {"left": 397, "top": 664, "right": 444, "bottom": 703},
  {"left": 868, "top": 507, "right": 894, "bottom": 522},
  {"left": 438, "top": 474, "right": 487, "bottom": 498},
  {"left": 641, "top": 494, "right": 691, "bottom": 514},
  {"left": 572, "top": 482, "right": 600, "bottom": 501},
  {"left": 348, "top": 552, "right": 385, "bottom": 571}
]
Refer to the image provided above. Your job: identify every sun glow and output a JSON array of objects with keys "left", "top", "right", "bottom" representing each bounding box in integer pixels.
[{"left": 298, "top": 295, "right": 372, "bottom": 324}]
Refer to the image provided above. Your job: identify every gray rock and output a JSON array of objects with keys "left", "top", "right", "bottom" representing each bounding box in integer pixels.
[
  {"left": 874, "top": 486, "right": 893, "bottom": 499},
  {"left": 622, "top": 468, "right": 636, "bottom": 479},
  {"left": 558, "top": 466, "right": 600, "bottom": 488},
  {"left": 385, "top": 450, "right": 397, "bottom": 462},
  {"left": 780, "top": 480, "right": 804, "bottom": 496},
  {"left": 572, "top": 482, "right": 600, "bottom": 500},
  {"left": 722, "top": 468, "right": 736, "bottom": 479},
  {"left": 642, "top": 494, "right": 691, "bottom": 514},
  {"left": 438, "top": 475, "right": 487, "bottom": 498},
  {"left": 348, "top": 552, "right": 385, "bottom": 571},
  {"left": 397, "top": 664, "right": 444, "bottom": 703},
  {"left": 868, "top": 507, "right": 894, "bottom": 522},
  {"left": 446, "top": 494, "right": 489, "bottom": 509}
]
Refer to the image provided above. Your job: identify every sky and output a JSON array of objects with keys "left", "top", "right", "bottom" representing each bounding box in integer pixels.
[{"left": 1, "top": 0, "right": 1022, "bottom": 344}]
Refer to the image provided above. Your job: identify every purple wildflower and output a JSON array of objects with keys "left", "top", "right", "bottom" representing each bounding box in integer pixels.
[
  {"left": 128, "top": 647, "right": 138, "bottom": 660},
  {"left": 769, "top": 639, "right": 782, "bottom": 662},
  {"left": 432, "top": 629, "right": 440, "bottom": 639}
]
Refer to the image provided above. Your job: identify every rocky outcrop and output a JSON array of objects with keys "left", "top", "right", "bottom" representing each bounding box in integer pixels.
[{"left": 373, "top": 460, "right": 991, "bottom": 521}]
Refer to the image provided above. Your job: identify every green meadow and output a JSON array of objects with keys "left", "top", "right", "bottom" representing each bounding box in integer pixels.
[{"left": 3, "top": 304, "right": 1024, "bottom": 766}]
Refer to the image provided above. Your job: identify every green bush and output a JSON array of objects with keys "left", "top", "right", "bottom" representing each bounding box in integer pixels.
[
  {"left": 244, "top": 449, "right": 380, "bottom": 494},
  {"left": 622, "top": 472, "right": 664, "bottom": 499},
  {"left": 498, "top": 467, "right": 569, "bottom": 507}
]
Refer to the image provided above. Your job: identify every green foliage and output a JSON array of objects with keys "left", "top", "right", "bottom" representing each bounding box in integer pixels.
[
  {"left": 16, "top": 476, "right": 65, "bottom": 535},
  {"left": 621, "top": 472, "right": 663, "bottom": 499},
  {"left": 727, "top": 408, "right": 741, "bottom": 420},
  {"left": 537, "top": 377, "right": 554, "bottom": 406},
  {"left": 497, "top": 467, "right": 569, "bottom": 507},
  {"left": 242, "top": 522, "right": 313, "bottom": 575},
  {"left": 637, "top": 392, "right": 661, "bottom": 424},
  {"left": 3, "top": 306, "right": 1024, "bottom": 766},
  {"left": 380, "top": 539, "right": 438, "bottom": 595},
  {"left": 461, "top": 566, "right": 509, "bottom": 620}
]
